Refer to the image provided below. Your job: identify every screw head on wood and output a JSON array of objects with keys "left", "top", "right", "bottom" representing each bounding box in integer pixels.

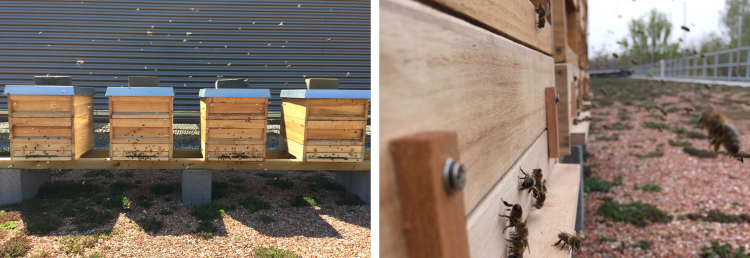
[
  {"left": 443, "top": 158, "right": 466, "bottom": 194},
  {"left": 556, "top": 93, "right": 560, "bottom": 103}
]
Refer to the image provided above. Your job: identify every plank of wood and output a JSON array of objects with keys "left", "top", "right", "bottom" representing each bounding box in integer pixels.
[
  {"left": 281, "top": 98, "right": 308, "bottom": 120},
  {"left": 527, "top": 163, "right": 581, "bottom": 258},
  {"left": 308, "top": 103, "right": 367, "bottom": 116},
  {"left": 72, "top": 95, "right": 94, "bottom": 118},
  {"left": 111, "top": 113, "right": 170, "bottom": 119},
  {"left": 381, "top": 0, "right": 552, "bottom": 216},
  {"left": 555, "top": 63, "right": 576, "bottom": 156},
  {"left": 286, "top": 139, "right": 305, "bottom": 161},
  {"left": 111, "top": 137, "right": 170, "bottom": 144},
  {"left": 381, "top": 1, "right": 553, "bottom": 256},
  {"left": 306, "top": 129, "right": 363, "bottom": 140},
  {"left": 112, "top": 101, "right": 171, "bottom": 113},
  {"left": 565, "top": 0, "right": 580, "bottom": 57},
  {"left": 570, "top": 111, "right": 590, "bottom": 145},
  {"left": 205, "top": 113, "right": 266, "bottom": 120},
  {"left": 111, "top": 118, "right": 171, "bottom": 128},
  {"left": 545, "top": 88, "right": 560, "bottom": 158},
  {"left": 11, "top": 143, "right": 72, "bottom": 151},
  {"left": 206, "top": 119, "right": 265, "bottom": 129},
  {"left": 389, "top": 131, "right": 470, "bottom": 258},
  {"left": 551, "top": 0, "right": 568, "bottom": 62},
  {"left": 209, "top": 103, "right": 267, "bottom": 114},
  {"left": 9, "top": 99, "right": 71, "bottom": 112},
  {"left": 306, "top": 114, "right": 367, "bottom": 121},
  {"left": 11, "top": 126, "right": 72, "bottom": 137},
  {"left": 207, "top": 97, "right": 266, "bottom": 104},
  {"left": 207, "top": 128, "right": 264, "bottom": 140},
  {"left": 424, "top": 0, "right": 552, "bottom": 55},
  {"left": 110, "top": 96, "right": 171, "bottom": 102},
  {"left": 111, "top": 127, "right": 170, "bottom": 138},
  {"left": 466, "top": 131, "right": 551, "bottom": 258},
  {"left": 307, "top": 121, "right": 366, "bottom": 130},
  {"left": 10, "top": 137, "right": 71, "bottom": 143},
  {"left": 8, "top": 95, "right": 69, "bottom": 101},
  {"left": 305, "top": 146, "right": 364, "bottom": 153},
  {"left": 11, "top": 118, "right": 71, "bottom": 127}
]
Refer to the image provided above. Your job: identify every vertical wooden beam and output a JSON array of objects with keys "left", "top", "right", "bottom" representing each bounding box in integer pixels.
[
  {"left": 389, "top": 132, "right": 469, "bottom": 258},
  {"left": 545, "top": 87, "right": 559, "bottom": 158}
]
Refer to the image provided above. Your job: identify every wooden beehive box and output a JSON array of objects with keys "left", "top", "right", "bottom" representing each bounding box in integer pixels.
[
  {"left": 105, "top": 87, "right": 174, "bottom": 161},
  {"left": 4, "top": 86, "right": 95, "bottom": 160},
  {"left": 279, "top": 90, "right": 370, "bottom": 162},
  {"left": 199, "top": 89, "right": 270, "bottom": 161}
]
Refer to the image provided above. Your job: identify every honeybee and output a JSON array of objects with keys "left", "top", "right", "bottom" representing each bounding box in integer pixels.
[
  {"left": 704, "top": 84, "right": 711, "bottom": 90},
  {"left": 698, "top": 110, "right": 744, "bottom": 163},
  {"left": 347, "top": 72, "right": 350, "bottom": 77},
  {"left": 38, "top": 31, "right": 42, "bottom": 34},
  {"left": 700, "top": 53, "right": 705, "bottom": 58},
  {"left": 655, "top": 106, "right": 668, "bottom": 116},
  {"left": 631, "top": 59, "right": 639, "bottom": 65},
  {"left": 278, "top": 22, "right": 284, "bottom": 27},
  {"left": 684, "top": 107, "right": 694, "bottom": 114},
  {"left": 681, "top": 25, "right": 690, "bottom": 32},
  {"left": 535, "top": 3, "right": 551, "bottom": 30},
  {"left": 518, "top": 168, "right": 536, "bottom": 194},
  {"left": 506, "top": 222, "right": 529, "bottom": 258},
  {"left": 531, "top": 181, "right": 546, "bottom": 209},
  {"left": 599, "top": 89, "right": 607, "bottom": 95},
  {"left": 636, "top": 29, "right": 645, "bottom": 34},
  {"left": 499, "top": 199, "right": 523, "bottom": 232},
  {"left": 612, "top": 53, "right": 619, "bottom": 58},
  {"left": 227, "top": 63, "right": 231, "bottom": 66},
  {"left": 186, "top": 32, "right": 192, "bottom": 36},
  {"left": 298, "top": 4, "right": 301, "bottom": 7},
  {"left": 553, "top": 232, "right": 581, "bottom": 253}
]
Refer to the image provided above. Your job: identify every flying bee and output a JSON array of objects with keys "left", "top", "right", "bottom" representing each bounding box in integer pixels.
[
  {"left": 681, "top": 25, "right": 690, "bottom": 32},
  {"left": 660, "top": 79, "right": 666, "bottom": 85},
  {"left": 506, "top": 222, "right": 529, "bottom": 258},
  {"left": 698, "top": 110, "right": 744, "bottom": 163},
  {"left": 76, "top": 59, "right": 85, "bottom": 67},
  {"left": 347, "top": 72, "right": 350, "bottom": 77},
  {"left": 553, "top": 232, "right": 582, "bottom": 253},
  {"left": 278, "top": 22, "right": 284, "bottom": 27},
  {"left": 631, "top": 59, "right": 639, "bottom": 65},
  {"left": 700, "top": 53, "right": 705, "bottom": 58},
  {"left": 599, "top": 89, "right": 607, "bottom": 95},
  {"left": 612, "top": 53, "right": 619, "bottom": 58},
  {"left": 684, "top": 107, "right": 694, "bottom": 114},
  {"left": 704, "top": 84, "right": 711, "bottom": 90},
  {"left": 655, "top": 106, "right": 668, "bottom": 116},
  {"left": 499, "top": 199, "right": 522, "bottom": 232},
  {"left": 535, "top": 3, "right": 551, "bottom": 30},
  {"left": 636, "top": 29, "right": 644, "bottom": 34}
]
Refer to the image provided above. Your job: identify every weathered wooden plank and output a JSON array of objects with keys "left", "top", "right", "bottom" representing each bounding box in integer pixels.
[
  {"left": 111, "top": 127, "right": 170, "bottom": 138},
  {"left": 281, "top": 98, "right": 308, "bottom": 120},
  {"left": 527, "top": 163, "right": 581, "bottom": 258},
  {"left": 305, "top": 146, "right": 364, "bottom": 153},
  {"left": 552, "top": 0, "right": 568, "bottom": 62},
  {"left": 381, "top": 1, "right": 553, "bottom": 256},
  {"left": 206, "top": 119, "right": 265, "bottom": 129},
  {"left": 111, "top": 118, "right": 171, "bottom": 128},
  {"left": 11, "top": 118, "right": 71, "bottom": 127},
  {"left": 111, "top": 101, "right": 171, "bottom": 113},
  {"left": 10, "top": 99, "right": 71, "bottom": 112},
  {"left": 207, "top": 128, "right": 264, "bottom": 140},
  {"left": 11, "top": 126, "right": 72, "bottom": 137},
  {"left": 570, "top": 111, "right": 590, "bottom": 145},
  {"left": 424, "top": 0, "right": 552, "bottom": 55},
  {"left": 306, "top": 129, "right": 362, "bottom": 140},
  {"left": 307, "top": 103, "right": 366, "bottom": 116},
  {"left": 466, "top": 131, "right": 550, "bottom": 258},
  {"left": 207, "top": 97, "right": 266, "bottom": 104},
  {"left": 209, "top": 103, "right": 267, "bottom": 114},
  {"left": 307, "top": 121, "right": 366, "bottom": 130},
  {"left": 555, "top": 63, "right": 577, "bottom": 156},
  {"left": 546, "top": 88, "right": 560, "bottom": 158}
]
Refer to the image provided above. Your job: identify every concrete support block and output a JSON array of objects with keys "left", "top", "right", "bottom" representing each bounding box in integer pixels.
[
  {"left": 0, "top": 169, "right": 51, "bottom": 205},
  {"left": 128, "top": 76, "right": 159, "bottom": 87},
  {"left": 35, "top": 76, "right": 72, "bottom": 85},
  {"left": 215, "top": 79, "right": 249, "bottom": 88},
  {"left": 563, "top": 145, "right": 585, "bottom": 233},
  {"left": 305, "top": 78, "right": 339, "bottom": 89},
  {"left": 335, "top": 171, "right": 371, "bottom": 204},
  {"left": 182, "top": 169, "right": 212, "bottom": 205}
]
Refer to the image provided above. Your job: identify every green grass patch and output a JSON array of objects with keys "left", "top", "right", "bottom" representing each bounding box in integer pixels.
[
  {"left": 290, "top": 195, "right": 318, "bottom": 207},
  {"left": 700, "top": 241, "right": 750, "bottom": 258},
  {"left": 732, "top": 201, "right": 742, "bottom": 207},
  {"left": 598, "top": 235, "right": 617, "bottom": 243},
  {"left": 643, "top": 122, "right": 669, "bottom": 130},
  {"left": 72, "top": 208, "right": 114, "bottom": 232},
  {"left": 134, "top": 195, "right": 154, "bottom": 209},
  {"left": 636, "top": 150, "right": 664, "bottom": 159},
  {"left": 584, "top": 177, "right": 613, "bottom": 193},
  {"left": 212, "top": 181, "right": 230, "bottom": 200},
  {"left": 613, "top": 174, "right": 624, "bottom": 186},
  {"left": 58, "top": 235, "right": 96, "bottom": 254},
  {"left": 610, "top": 122, "right": 632, "bottom": 130},
  {"left": 683, "top": 147, "right": 716, "bottom": 158},
  {"left": 686, "top": 130, "right": 708, "bottom": 139},
  {"left": 266, "top": 179, "right": 294, "bottom": 190},
  {"left": 635, "top": 240, "right": 652, "bottom": 250},
  {"left": 194, "top": 221, "right": 217, "bottom": 240},
  {"left": 0, "top": 236, "right": 31, "bottom": 257},
  {"left": 669, "top": 139, "right": 692, "bottom": 147},
  {"left": 192, "top": 203, "right": 229, "bottom": 220},
  {"left": 635, "top": 184, "right": 662, "bottom": 192},
  {"left": 136, "top": 218, "right": 164, "bottom": 233},
  {"left": 595, "top": 134, "right": 620, "bottom": 141},
  {"left": 596, "top": 198, "right": 672, "bottom": 227},
  {"left": 25, "top": 216, "right": 63, "bottom": 234},
  {"left": 38, "top": 180, "right": 101, "bottom": 199},
  {"left": 159, "top": 209, "right": 174, "bottom": 216},
  {"left": 229, "top": 177, "right": 246, "bottom": 184},
  {"left": 0, "top": 221, "right": 19, "bottom": 231},
  {"left": 238, "top": 196, "right": 272, "bottom": 213},
  {"left": 254, "top": 247, "right": 300, "bottom": 258},
  {"left": 149, "top": 183, "right": 174, "bottom": 195},
  {"left": 102, "top": 196, "right": 130, "bottom": 209},
  {"left": 257, "top": 215, "right": 276, "bottom": 224}
]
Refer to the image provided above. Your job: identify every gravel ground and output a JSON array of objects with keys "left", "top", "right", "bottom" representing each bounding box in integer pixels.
[
  {"left": 0, "top": 123, "right": 371, "bottom": 151},
  {"left": 0, "top": 169, "right": 371, "bottom": 257},
  {"left": 581, "top": 78, "right": 750, "bottom": 257}
]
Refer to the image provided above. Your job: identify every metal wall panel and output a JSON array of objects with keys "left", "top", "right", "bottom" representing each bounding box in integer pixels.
[{"left": 0, "top": 0, "right": 371, "bottom": 123}]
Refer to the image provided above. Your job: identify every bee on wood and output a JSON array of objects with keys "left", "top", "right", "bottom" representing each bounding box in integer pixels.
[
  {"left": 506, "top": 222, "right": 529, "bottom": 258},
  {"left": 684, "top": 107, "right": 694, "bottom": 114},
  {"left": 681, "top": 25, "right": 690, "bottom": 32},
  {"left": 531, "top": 181, "right": 546, "bottom": 209},
  {"left": 698, "top": 110, "right": 744, "bottom": 163},
  {"left": 535, "top": 3, "right": 551, "bottom": 31},
  {"left": 518, "top": 168, "right": 536, "bottom": 194},
  {"left": 499, "top": 199, "right": 522, "bottom": 232},
  {"left": 612, "top": 53, "right": 619, "bottom": 58},
  {"left": 553, "top": 232, "right": 581, "bottom": 253}
]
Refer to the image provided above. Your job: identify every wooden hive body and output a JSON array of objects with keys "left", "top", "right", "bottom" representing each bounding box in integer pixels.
[
  {"left": 105, "top": 87, "right": 174, "bottom": 161},
  {"left": 280, "top": 90, "right": 370, "bottom": 162},
  {"left": 5, "top": 86, "right": 95, "bottom": 161},
  {"left": 199, "top": 89, "right": 270, "bottom": 161}
]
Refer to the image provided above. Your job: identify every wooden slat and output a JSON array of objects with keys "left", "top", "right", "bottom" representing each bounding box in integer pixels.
[
  {"left": 111, "top": 137, "right": 170, "bottom": 144},
  {"left": 110, "top": 96, "right": 171, "bottom": 102},
  {"left": 306, "top": 114, "right": 367, "bottom": 121},
  {"left": 209, "top": 102, "right": 267, "bottom": 114},
  {"left": 306, "top": 121, "right": 366, "bottom": 130},
  {"left": 11, "top": 126, "right": 72, "bottom": 137},
  {"left": 111, "top": 101, "right": 171, "bottom": 113},
  {"left": 206, "top": 119, "right": 265, "bottom": 129},
  {"left": 305, "top": 146, "right": 364, "bottom": 153},
  {"left": 381, "top": 1, "right": 553, "bottom": 256},
  {"left": 390, "top": 132, "right": 470, "bottom": 258},
  {"left": 281, "top": 98, "right": 308, "bottom": 120},
  {"left": 9, "top": 99, "right": 71, "bottom": 112},
  {"left": 207, "top": 97, "right": 266, "bottom": 104},
  {"left": 111, "top": 127, "right": 170, "bottom": 138},
  {"left": 424, "top": 0, "right": 552, "bottom": 55},
  {"left": 305, "top": 140, "right": 364, "bottom": 146},
  {"left": 570, "top": 111, "right": 590, "bottom": 145},
  {"left": 308, "top": 103, "right": 367, "bottom": 116},
  {"left": 527, "top": 163, "right": 581, "bottom": 258},
  {"left": 555, "top": 63, "right": 576, "bottom": 156},
  {"left": 111, "top": 118, "right": 171, "bottom": 128},
  {"left": 545, "top": 88, "right": 560, "bottom": 158},
  {"left": 11, "top": 118, "right": 71, "bottom": 127},
  {"left": 8, "top": 111, "right": 72, "bottom": 118},
  {"left": 111, "top": 113, "right": 170, "bottom": 119},
  {"left": 306, "top": 129, "right": 363, "bottom": 140},
  {"left": 466, "top": 131, "right": 551, "bottom": 257},
  {"left": 207, "top": 128, "right": 264, "bottom": 140},
  {"left": 552, "top": 0, "right": 568, "bottom": 62},
  {"left": 205, "top": 113, "right": 266, "bottom": 120}
]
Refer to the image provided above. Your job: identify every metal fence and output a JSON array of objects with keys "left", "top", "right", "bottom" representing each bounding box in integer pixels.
[
  {"left": 631, "top": 46, "right": 750, "bottom": 83},
  {"left": 0, "top": 0, "right": 371, "bottom": 124}
]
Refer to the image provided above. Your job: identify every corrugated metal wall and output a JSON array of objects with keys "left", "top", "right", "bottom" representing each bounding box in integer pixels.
[{"left": 0, "top": 0, "right": 371, "bottom": 123}]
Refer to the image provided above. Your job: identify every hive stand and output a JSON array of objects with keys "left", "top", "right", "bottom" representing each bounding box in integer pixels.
[{"left": 0, "top": 169, "right": 51, "bottom": 205}]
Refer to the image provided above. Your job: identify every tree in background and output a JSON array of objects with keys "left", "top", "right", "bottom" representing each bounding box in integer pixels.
[
  {"left": 721, "top": 0, "right": 749, "bottom": 50},
  {"left": 617, "top": 9, "right": 681, "bottom": 65}
]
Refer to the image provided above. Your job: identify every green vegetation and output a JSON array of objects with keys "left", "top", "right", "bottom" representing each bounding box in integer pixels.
[
  {"left": 136, "top": 218, "right": 164, "bottom": 233},
  {"left": 266, "top": 178, "right": 295, "bottom": 190},
  {"left": 102, "top": 196, "right": 130, "bottom": 209},
  {"left": 194, "top": 221, "right": 217, "bottom": 240},
  {"left": 609, "top": 123, "right": 632, "bottom": 131},
  {"left": 238, "top": 196, "right": 272, "bottom": 213},
  {"left": 700, "top": 241, "right": 750, "bottom": 258},
  {"left": 149, "top": 184, "right": 174, "bottom": 195},
  {"left": 643, "top": 122, "right": 669, "bottom": 130},
  {"left": 192, "top": 203, "right": 229, "bottom": 220},
  {"left": 636, "top": 150, "right": 664, "bottom": 159},
  {"left": 135, "top": 195, "right": 154, "bottom": 209},
  {"left": 635, "top": 184, "right": 662, "bottom": 192},
  {"left": 683, "top": 147, "right": 717, "bottom": 158},
  {"left": 72, "top": 208, "right": 114, "bottom": 232},
  {"left": 613, "top": 174, "right": 624, "bottom": 186},
  {"left": 159, "top": 209, "right": 174, "bottom": 215},
  {"left": 118, "top": 171, "right": 135, "bottom": 178},
  {"left": 304, "top": 175, "right": 345, "bottom": 192},
  {"left": 635, "top": 240, "right": 652, "bottom": 250},
  {"left": 108, "top": 181, "right": 139, "bottom": 195},
  {"left": 595, "top": 134, "right": 620, "bottom": 142},
  {"left": 0, "top": 221, "right": 19, "bottom": 230},
  {"left": 212, "top": 181, "right": 230, "bottom": 200},
  {"left": 732, "top": 201, "right": 742, "bottom": 207},
  {"left": 0, "top": 236, "right": 31, "bottom": 257},
  {"left": 58, "top": 235, "right": 96, "bottom": 254},
  {"left": 596, "top": 198, "right": 672, "bottom": 227},
  {"left": 335, "top": 195, "right": 366, "bottom": 206},
  {"left": 668, "top": 139, "right": 692, "bottom": 147},
  {"left": 229, "top": 177, "right": 246, "bottom": 184},
  {"left": 686, "top": 130, "right": 708, "bottom": 139},
  {"left": 258, "top": 215, "right": 276, "bottom": 224},
  {"left": 584, "top": 177, "right": 613, "bottom": 193},
  {"left": 290, "top": 195, "right": 318, "bottom": 207},
  {"left": 598, "top": 235, "right": 617, "bottom": 243},
  {"left": 687, "top": 210, "right": 750, "bottom": 223},
  {"left": 254, "top": 247, "right": 300, "bottom": 258},
  {"left": 38, "top": 180, "right": 100, "bottom": 199}
]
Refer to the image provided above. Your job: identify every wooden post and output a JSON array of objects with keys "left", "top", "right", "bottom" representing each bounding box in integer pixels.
[
  {"left": 389, "top": 131, "right": 470, "bottom": 258},
  {"left": 545, "top": 87, "right": 559, "bottom": 158}
]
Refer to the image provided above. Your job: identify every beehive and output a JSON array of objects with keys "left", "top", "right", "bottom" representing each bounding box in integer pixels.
[
  {"left": 4, "top": 86, "right": 95, "bottom": 160},
  {"left": 279, "top": 90, "right": 370, "bottom": 162},
  {"left": 199, "top": 88, "right": 270, "bottom": 161},
  {"left": 105, "top": 87, "right": 174, "bottom": 161}
]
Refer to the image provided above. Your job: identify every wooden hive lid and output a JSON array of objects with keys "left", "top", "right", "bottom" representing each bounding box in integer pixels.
[
  {"left": 105, "top": 87, "right": 174, "bottom": 97},
  {"left": 199, "top": 88, "right": 270, "bottom": 98},
  {"left": 4, "top": 85, "right": 95, "bottom": 95},
  {"left": 280, "top": 89, "right": 370, "bottom": 99}
]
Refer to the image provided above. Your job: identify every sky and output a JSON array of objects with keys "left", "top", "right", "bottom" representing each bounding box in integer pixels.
[{"left": 589, "top": 0, "right": 727, "bottom": 56}]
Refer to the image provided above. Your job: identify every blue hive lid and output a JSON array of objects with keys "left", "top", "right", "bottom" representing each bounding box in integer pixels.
[
  {"left": 105, "top": 87, "right": 174, "bottom": 97},
  {"left": 280, "top": 89, "right": 370, "bottom": 99},
  {"left": 3, "top": 85, "right": 95, "bottom": 96}
]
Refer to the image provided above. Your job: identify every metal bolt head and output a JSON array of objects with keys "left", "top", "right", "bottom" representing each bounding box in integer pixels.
[
  {"left": 555, "top": 93, "right": 560, "bottom": 103},
  {"left": 444, "top": 158, "right": 466, "bottom": 194}
]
